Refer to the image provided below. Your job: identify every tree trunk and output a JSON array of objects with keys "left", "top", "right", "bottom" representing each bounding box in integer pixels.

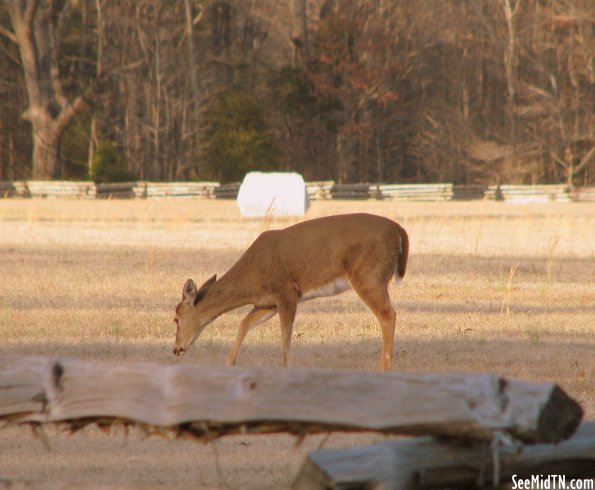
[
  {"left": 32, "top": 120, "right": 61, "bottom": 179},
  {"left": 5, "top": 0, "right": 88, "bottom": 180},
  {"left": 500, "top": 0, "right": 520, "bottom": 136},
  {"left": 337, "top": 131, "right": 358, "bottom": 183},
  {"left": 290, "top": 0, "right": 309, "bottom": 63}
]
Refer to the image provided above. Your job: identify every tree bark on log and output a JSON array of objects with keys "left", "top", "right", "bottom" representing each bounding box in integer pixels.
[{"left": 0, "top": 356, "right": 582, "bottom": 444}]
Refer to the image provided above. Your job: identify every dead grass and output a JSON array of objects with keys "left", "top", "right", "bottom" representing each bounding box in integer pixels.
[{"left": 0, "top": 199, "right": 593, "bottom": 488}]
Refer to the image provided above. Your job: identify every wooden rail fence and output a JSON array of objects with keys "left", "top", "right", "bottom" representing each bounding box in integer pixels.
[
  {"left": 573, "top": 186, "right": 595, "bottom": 202},
  {"left": 484, "top": 184, "right": 571, "bottom": 203},
  {"left": 0, "top": 180, "right": 97, "bottom": 199},
  {"left": 306, "top": 181, "right": 334, "bottom": 200},
  {"left": 1, "top": 180, "right": 595, "bottom": 202},
  {"left": 379, "top": 183, "right": 454, "bottom": 201},
  {"left": 0, "top": 355, "right": 592, "bottom": 489}
]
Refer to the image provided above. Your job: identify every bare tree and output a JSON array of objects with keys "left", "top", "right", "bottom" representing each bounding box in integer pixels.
[
  {"left": 499, "top": 0, "right": 522, "bottom": 134},
  {"left": 1, "top": 0, "right": 98, "bottom": 179},
  {"left": 0, "top": 0, "right": 592, "bottom": 185}
]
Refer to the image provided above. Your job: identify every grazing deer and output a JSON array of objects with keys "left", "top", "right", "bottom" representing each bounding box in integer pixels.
[{"left": 173, "top": 213, "right": 409, "bottom": 371}]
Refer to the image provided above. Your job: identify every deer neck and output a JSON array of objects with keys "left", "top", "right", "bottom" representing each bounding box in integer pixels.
[{"left": 200, "top": 269, "right": 252, "bottom": 318}]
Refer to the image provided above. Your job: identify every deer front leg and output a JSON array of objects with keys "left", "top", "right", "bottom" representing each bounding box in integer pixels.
[
  {"left": 276, "top": 292, "right": 298, "bottom": 367},
  {"left": 226, "top": 306, "right": 277, "bottom": 366}
]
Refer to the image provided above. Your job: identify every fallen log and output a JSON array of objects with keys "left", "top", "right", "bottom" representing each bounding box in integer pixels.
[
  {"left": 0, "top": 482, "right": 234, "bottom": 490},
  {"left": 293, "top": 422, "right": 595, "bottom": 489},
  {"left": 0, "top": 356, "right": 582, "bottom": 444}
]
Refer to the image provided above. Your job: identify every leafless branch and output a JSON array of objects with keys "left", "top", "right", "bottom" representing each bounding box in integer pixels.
[
  {"left": 575, "top": 146, "right": 595, "bottom": 174},
  {"left": 24, "top": 0, "right": 40, "bottom": 31},
  {"left": 0, "top": 24, "right": 17, "bottom": 44}
]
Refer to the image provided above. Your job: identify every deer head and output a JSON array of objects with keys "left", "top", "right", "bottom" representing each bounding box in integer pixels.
[{"left": 173, "top": 275, "right": 217, "bottom": 356}]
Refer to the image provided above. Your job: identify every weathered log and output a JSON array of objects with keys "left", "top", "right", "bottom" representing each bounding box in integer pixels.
[
  {"left": 293, "top": 422, "right": 595, "bottom": 490},
  {"left": 0, "top": 482, "right": 232, "bottom": 490},
  {"left": 0, "top": 356, "right": 582, "bottom": 443}
]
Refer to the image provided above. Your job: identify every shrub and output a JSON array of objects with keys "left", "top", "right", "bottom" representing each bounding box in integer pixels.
[
  {"left": 200, "top": 91, "right": 279, "bottom": 183},
  {"left": 92, "top": 142, "right": 133, "bottom": 183}
]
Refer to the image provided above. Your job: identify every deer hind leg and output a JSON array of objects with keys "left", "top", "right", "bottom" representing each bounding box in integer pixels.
[
  {"left": 226, "top": 306, "right": 277, "bottom": 366},
  {"left": 276, "top": 291, "right": 298, "bottom": 367},
  {"left": 350, "top": 277, "right": 396, "bottom": 372}
]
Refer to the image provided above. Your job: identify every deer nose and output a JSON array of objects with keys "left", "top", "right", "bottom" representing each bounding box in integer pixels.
[{"left": 173, "top": 346, "right": 184, "bottom": 356}]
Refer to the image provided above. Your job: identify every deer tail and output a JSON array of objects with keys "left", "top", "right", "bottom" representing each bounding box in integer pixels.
[{"left": 395, "top": 226, "right": 409, "bottom": 285}]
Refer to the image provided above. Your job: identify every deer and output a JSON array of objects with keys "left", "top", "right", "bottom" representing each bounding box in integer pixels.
[{"left": 173, "top": 213, "right": 409, "bottom": 371}]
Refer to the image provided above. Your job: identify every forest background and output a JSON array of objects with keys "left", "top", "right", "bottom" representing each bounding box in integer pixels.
[{"left": 0, "top": 0, "right": 593, "bottom": 187}]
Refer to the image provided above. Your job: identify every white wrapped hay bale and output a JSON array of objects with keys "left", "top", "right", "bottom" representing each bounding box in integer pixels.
[{"left": 237, "top": 172, "right": 310, "bottom": 217}]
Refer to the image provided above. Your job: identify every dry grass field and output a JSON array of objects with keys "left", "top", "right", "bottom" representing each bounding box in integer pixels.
[{"left": 0, "top": 199, "right": 594, "bottom": 488}]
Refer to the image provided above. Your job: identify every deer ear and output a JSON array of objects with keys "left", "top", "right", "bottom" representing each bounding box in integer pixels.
[
  {"left": 183, "top": 279, "right": 198, "bottom": 304},
  {"left": 195, "top": 275, "right": 217, "bottom": 305},
  {"left": 198, "top": 274, "right": 217, "bottom": 291}
]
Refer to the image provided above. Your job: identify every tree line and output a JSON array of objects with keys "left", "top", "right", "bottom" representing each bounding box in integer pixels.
[{"left": 0, "top": 0, "right": 593, "bottom": 186}]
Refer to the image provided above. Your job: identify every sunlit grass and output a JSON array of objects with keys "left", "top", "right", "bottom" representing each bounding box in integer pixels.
[{"left": 0, "top": 199, "right": 593, "bottom": 487}]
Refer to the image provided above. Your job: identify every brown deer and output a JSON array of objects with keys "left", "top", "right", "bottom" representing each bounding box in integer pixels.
[{"left": 173, "top": 213, "right": 409, "bottom": 371}]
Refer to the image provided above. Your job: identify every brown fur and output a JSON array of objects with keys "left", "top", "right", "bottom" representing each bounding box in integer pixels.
[{"left": 173, "top": 213, "right": 409, "bottom": 371}]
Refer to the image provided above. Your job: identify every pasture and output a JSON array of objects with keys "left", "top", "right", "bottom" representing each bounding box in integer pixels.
[{"left": 0, "top": 199, "right": 593, "bottom": 488}]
